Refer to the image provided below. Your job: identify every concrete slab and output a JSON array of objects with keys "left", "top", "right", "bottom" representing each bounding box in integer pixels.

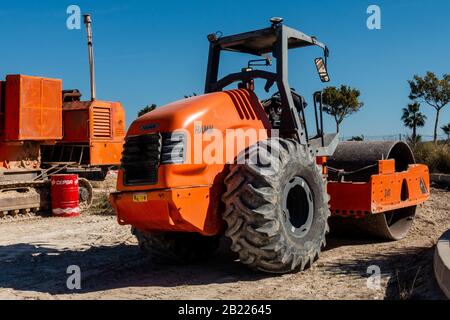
[
  {"left": 431, "top": 174, "right": 450, "bottom": 188},
  {"left": 434, "top": 229, "right": 450, "bottom": 299}
]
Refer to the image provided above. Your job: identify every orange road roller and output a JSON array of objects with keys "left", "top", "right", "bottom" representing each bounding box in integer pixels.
[{"left": 110, "top": 18, "right": 430, "bottom": 274}]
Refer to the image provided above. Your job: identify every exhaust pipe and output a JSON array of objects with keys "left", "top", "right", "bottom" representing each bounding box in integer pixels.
[{"left": 83, "top": 14, "right": 96, "bottom": 101}]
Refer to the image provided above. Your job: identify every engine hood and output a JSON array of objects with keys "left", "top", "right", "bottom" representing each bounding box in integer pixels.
[{"left": 127, "top": 90, "right": 271, "bottom": 137}]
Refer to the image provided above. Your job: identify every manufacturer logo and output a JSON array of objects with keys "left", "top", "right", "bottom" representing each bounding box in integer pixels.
[
  {"left": 52, "top": 179, "right": 79, "bottom": 186},
  {"left": 194, "top": 124, "right": 214, "bottom": 134},
  {"left": 141, "top": 123, "right": 159, "bottom": 131}
]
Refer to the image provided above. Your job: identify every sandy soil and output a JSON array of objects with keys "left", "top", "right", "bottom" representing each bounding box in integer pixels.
[{"left": 0, "top": 185, "right": 448, "bottom": 300}]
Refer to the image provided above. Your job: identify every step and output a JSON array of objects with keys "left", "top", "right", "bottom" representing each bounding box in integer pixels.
[{"left": 434, "top": 229, "right": 450, "bottom": 299}]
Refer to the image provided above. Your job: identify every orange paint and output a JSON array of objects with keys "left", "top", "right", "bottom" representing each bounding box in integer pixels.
[
  {"left": 328, "top": 160, "right": 430, "bottom": 217},
  {"left": 112, "top": 89, "right": 270, "bottom": 235},
  {"left": 3, "top": 75, "right": 62, "bottom": 141},
  {"left": 110, "top": 185, "right": 224, "bottom": 236},
  {"left": 0, "top": 74, "right": 126, "bottom": 171},
  {"left": 60, "top": 99, "right": 126, "bottom": 166}
]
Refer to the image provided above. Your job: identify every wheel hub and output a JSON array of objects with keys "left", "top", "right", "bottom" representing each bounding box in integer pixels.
[{"left": 282, "top": 177, "right": 314, "bottom": 238}]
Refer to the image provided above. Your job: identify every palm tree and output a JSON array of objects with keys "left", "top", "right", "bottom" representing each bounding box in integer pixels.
[
  {"left": 442, "top": 123, "right": 450, "bottom": 141},
  {"left": 401, "top": 103, "right": 427, "bottom": 140},
  {"left": 408, "top": 72, "right": 449, "bottom": 142}
]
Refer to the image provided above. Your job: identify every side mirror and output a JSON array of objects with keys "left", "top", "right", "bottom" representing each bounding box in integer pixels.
[{"left": 315, "top": 58, "right": 330, "bottom": 83}]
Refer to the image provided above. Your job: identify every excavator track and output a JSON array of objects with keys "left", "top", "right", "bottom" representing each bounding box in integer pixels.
[
  {"left": 0, "top": 177, "right": 94, "bottom": 223},
  {"left": 0, "top": 210, "right": 50, "bottom": 224},
  {"left": 0, "top": 180, "right": 51, "bottom": 223}
]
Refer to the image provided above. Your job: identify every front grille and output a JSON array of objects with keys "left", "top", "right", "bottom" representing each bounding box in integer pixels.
[
  {"left": 122, "top": 134, "right": 162, "bottom": 185},
  {"left": 121, "top": 132, "right": 186, "bottom": 185}
]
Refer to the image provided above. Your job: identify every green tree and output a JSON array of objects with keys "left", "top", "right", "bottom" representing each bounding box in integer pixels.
[
  {"left": 138, "top": 104, "right": 157, "bottom": 117},
  {"left": 407, "top": 134, "right": 422, "bottom": 146},
  {"left": 408, "top": 72, "right": 450, "bottom": 142},
  {"left": 442, "top": 123, "right": 450, "bottom": 141},
  {"left": 348, "top": 135, "right": 364, "bottom": 141},
  {"left": 321, "top": 85, "right": 364, "bottom": 133},
  {"left": 401, "top": 103, "right": 427, "bottom": 140}
]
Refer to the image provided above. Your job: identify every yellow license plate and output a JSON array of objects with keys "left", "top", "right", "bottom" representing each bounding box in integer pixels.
[{"left": 133, "top": 193, "right": 148, "bottom": 203}]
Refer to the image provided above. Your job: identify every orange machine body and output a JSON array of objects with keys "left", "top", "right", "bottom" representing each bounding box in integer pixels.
[
  {"left": 110, "top": 90, "right": 430, "bottom": 237},
  {"left": 110, "top": 89, "right": 271, "bottom": 236},
  {"left": 57, "top": 99, "right": 126, "bottom": 166},
  {"left": 0, "top": 75, "right": 62, "bottom": 171},
  {"left": 0, "top": 74, "right": 125, "bottom": 173},
  {"left": 2, "top": 75, "right": 62, "bottom": 142},
  {"left": 328, "top": 159, "right": 430, "bottom": 218}
]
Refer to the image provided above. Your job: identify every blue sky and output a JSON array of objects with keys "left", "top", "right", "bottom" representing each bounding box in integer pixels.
[{"left": 0, "top": 0, "right": 449, "bottom": 138}]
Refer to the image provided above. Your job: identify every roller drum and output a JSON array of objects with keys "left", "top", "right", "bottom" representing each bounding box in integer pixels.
[
  {"left": 327, "top": 141, "right": 415, "bottom": 182},
  {"left": 327, "top": 141, "right": 417, "bottom": 241}
]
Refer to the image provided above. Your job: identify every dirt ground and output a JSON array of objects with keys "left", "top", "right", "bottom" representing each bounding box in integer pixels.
[{"left": 0, "top": 181, "right": 449, "bottom": 300}]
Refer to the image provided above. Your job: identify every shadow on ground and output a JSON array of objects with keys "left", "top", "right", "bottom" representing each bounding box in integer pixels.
[
  {"left": 0, "top": 240, "right": 269, "bottom": 296},
  {"left": 324, "top": 235, "right": 380, "bottom": 251},
  {"left": 1, "top": 233, "right": 445, "bottom": 299},
  {"left": 320, "top": 239, "right": 445, "bottom": 300}
]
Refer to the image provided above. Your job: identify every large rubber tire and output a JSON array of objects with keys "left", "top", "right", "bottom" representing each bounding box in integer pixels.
[
  {"left": 133, "top": 229, "right": 220, "bottom": 263},
  {"left": 329, "top": 206, "right": 417, "bottom": 241},
  {"left": 222, "top": 138, "right": 330, "bottom": 274}
]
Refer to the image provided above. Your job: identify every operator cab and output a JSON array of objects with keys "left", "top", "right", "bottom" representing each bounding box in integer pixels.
[
  {"left": 238, "top": 57, "right": 306, "bottom": 128},
  {"left": 205, "top": 18, "right": 336, "bottom": 155}
]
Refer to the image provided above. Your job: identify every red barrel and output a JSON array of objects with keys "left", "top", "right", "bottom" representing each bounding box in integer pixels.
[{"left": 51, "top": 174, "right": 80, "bottom": 218}]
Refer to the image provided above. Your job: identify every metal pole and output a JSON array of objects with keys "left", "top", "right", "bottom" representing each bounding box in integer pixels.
[{"left": 84, "top": 14, "right": 96, "bottom": 101}]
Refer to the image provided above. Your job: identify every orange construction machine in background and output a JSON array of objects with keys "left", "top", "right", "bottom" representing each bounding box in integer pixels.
[
  {"left": 41, "top": 88, "right": 126, "bottom": 179},
  {"left": 0, "top": 14, "right": 126, "bottom": 220},
  {"left": 0, "top": 74, "right": 125, "bottom": 176},
  {"left": 41, "top": 15, "right": 126, "bottom": 179}
]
